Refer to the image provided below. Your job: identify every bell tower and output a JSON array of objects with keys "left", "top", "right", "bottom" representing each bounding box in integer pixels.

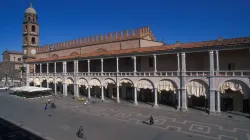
[{"left": 22, "top": 3, "right": 39, "bottom": 60}]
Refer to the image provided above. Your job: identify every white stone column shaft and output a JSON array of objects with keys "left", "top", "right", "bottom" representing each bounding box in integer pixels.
[
  {"left": 116, "top": 57, "right": 119, "bottom": 72},
  {"left": 209, "top": 51, "right": 216, "bottom": 114},
  {"left": 154, "top": 87, "right": 158, "bottom": 107},
  {"left": 154, "top": 54, "right": 157, "bottom": 72},
  {"left": 47, "top": 63, "right": 49, "bottom": 73},
  {"left": 40, "top": 64, "right": 42, "bottom": 73},
  {"left": 216, "top": 50, "right": 219, "bottom": 71},
  {"left": 181, "top": 52, "right": 187, "bottom": 111},
  {"left": 101, "top": 58, "right": 104, "bottom": 73},
  {"left": 134, "top": 87, "right": 138, "bottom": 105},
  {"left": 88, "top": 85, "right": 91, "bottom": 99},
  {"left": 133, "top": 56, "right": 137, "bottom": 72},
  {"left": 26, "top": 63, "right": 30, "bottom": 86},
  {"left": 54, "top": 82, "right": 57, "bottom": 95},
  {"left": 216, "top": 91, "right": 221, "bottom": 112},
  {"left": 177, "top": 89, "right": 181, "bottom": 109},
  {"left": 177, "top": 53, "right": 180, "bottom": 72},
  {"left": 54, "top": 62, "right": 57, "bottom": 73},
  {"left": 117, "top": 85, "right": 120, "bottom": 103},
  {"left": 101, "top": 85, "right": 104, "bottom": 101},
  {"left": 74, "top": 84, "right": 79, "bottom": 97},
  {"left": 34, "top": 64, "right": 36, "bottom": 73}
]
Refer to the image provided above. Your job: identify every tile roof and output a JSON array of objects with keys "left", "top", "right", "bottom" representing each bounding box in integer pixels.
[
  {"left": 3, "top": 50, "right": 22, "bottom": 55},
  {"left": 28, "top": 36, "right": 250, "bottom": 63}
]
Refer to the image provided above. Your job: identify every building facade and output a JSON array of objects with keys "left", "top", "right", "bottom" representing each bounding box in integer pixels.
[{"left": 22, "top": 3, "right": 250, "bottom": 114}]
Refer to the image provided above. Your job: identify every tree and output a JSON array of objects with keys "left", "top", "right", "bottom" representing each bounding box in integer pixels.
[{"left": 19, "top": 66, "right": 26, "bottom": 73}]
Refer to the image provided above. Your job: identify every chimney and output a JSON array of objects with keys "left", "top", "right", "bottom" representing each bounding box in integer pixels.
[{"left": 218, "top": 36, "right": 223, "bottom": 41}]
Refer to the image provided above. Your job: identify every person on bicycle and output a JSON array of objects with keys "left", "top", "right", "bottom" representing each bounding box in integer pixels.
[{"left": 77, "top": 126, "right": 84, "bottom": 137}]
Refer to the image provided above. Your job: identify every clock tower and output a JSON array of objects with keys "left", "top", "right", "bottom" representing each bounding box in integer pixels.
[{"left": 22, "top": 3, "right": 39, "bottom": 60}]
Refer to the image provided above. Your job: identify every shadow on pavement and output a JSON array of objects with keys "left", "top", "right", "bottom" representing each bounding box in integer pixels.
[{"left": 0, "top": 117, "right": 45, "bottom": 140}]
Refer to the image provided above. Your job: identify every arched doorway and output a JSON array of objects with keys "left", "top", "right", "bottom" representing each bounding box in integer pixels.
[
  {"left": 219, "top": 80, "right": 250, "bottom": 112},
  {"left": 66, "top": 78, "right": 74, "bottom": 96},
  {"left": 56, "top": 77, "right": 63, "bottom": 95},
  {"left": 34, "top": 78, "right": 40, "bottom": 87},
  {"left": 89, "top": 78, "right": 101, "bottom": 98},
  {"left": 41, "top": 77, "right": 47, "bottom": 88},
  {"left": 103, "top": 78, "right": 116, "bottom": 99},
  {"left": 29, "top": 78, "right": 34, "bottom": 86},
  {"left": 186, "top": 79, "right": 208, "bottom": 111},
  {"left": 119, "top": 79, "right": 134, "bottom": 102},
  {"left": 78, "top": 78, "right": 88, "bottom": 97},
  {"left": 136, "top": 79, "right": 154, "bottom": 105},
  {"left": 48, "top": 77, "right": 54, "bottom": 91},
  {"left": 157, "top": 79, "right": 177, "bottom": 107}
]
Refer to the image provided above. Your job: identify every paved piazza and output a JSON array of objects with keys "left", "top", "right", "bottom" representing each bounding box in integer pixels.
[{"left": 1, "top": 92, "right": 250, "bottom": 140}]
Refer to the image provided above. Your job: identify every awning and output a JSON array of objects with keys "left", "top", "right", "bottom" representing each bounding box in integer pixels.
[
  {"left": 136, "top": 80, "right": 153, "bottom": 90},
  {"left": 48, "top": 78, "right": 54, "bottom": 83},
  {"left": 34, "top": 78, "right": 40, "bottom": 86},
  {"left": 119, "top": 79, "right": 133, "bottom": 86},
  {"left": 157, "top": 80, "right": 176, "bottom": 93},
  {"left": 103, "top": 79, "right": 115, "bottom": 88},
  {"left": 56, "top": 78, "right": 62, "bottom": 84},
  {"left": 78, "top": 78, "right": 88, "bottom": 88},
  {"left": 187, "top": 81, "right": 207, "bottom": 97},
  {"left": 220, "top": 81, "right": 243, "bottom": 94},
  {"left": 66, "top": 78, "right": 74, "bottom": 85},
  {"left": 89, "top": 79, "right": 101, "bottom": 87}
]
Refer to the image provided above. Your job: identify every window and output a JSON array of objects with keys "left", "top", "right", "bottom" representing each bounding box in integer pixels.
[
  {"left": 25, "top": 25, "right": 28, "bottom": 32},
  {"left": 25, "top": 37, "right": 28, "bottom": 44},
  {"left": 228, "top": 63, "right": 235, "bottom": 70},
  {"left": 33, "top": 18, "right": 35, "bottom": 22},
  {"left": 31, "top": 37, "right": 36, "bottom": 44},
  {"left": 28, "top": 17, "right": 30, "bottom": 21},
  {"left": 149, "top": 57, "right": 153, "bottom": 67},
  {"left": 18, "top": 58, "right": 21, "bottom": 61},
  {"left": 31, "top": 25, "right": 36, "bottom": 32}
]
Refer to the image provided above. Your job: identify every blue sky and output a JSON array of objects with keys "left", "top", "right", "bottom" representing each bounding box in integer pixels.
[{"left": 0, "top": 0, "right": 249, "bottom": 61}]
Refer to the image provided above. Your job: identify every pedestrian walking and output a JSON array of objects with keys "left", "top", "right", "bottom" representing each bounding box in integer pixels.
[{"left": 44, "top": 103, "right": 48, "bottom": 110}]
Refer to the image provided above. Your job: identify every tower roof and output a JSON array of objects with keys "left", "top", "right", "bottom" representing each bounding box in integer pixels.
[{"left": 25, "top": 3, "right": 37, "bottom": 14}]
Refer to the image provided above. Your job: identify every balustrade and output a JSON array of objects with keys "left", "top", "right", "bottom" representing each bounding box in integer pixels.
[{"left": 27, "top": 70, "right": 250, "bottom": 77}]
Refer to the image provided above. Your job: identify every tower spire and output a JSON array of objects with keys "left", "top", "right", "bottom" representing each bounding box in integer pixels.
[{"left": 30, "top": 2, "right": 33, "bottom": 8}]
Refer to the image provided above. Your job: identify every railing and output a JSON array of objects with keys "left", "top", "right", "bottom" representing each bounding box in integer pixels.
[{"left": 27, "top": 70, "right": 250, "bottom": 77}]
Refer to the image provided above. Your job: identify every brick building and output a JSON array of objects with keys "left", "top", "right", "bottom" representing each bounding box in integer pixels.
[{"left": 20, "top": 3, "right": 250, "bottom": 114}]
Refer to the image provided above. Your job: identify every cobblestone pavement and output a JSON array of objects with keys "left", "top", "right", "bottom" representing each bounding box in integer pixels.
[{"left": 2, "top": 92, "right": 250, "bottom": 140}]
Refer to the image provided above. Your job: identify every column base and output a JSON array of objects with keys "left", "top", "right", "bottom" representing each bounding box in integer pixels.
[
  {"left": 215, "top": 111, "right": 221, "bottom": 116},
  {"left": 133, "top": 102, "right": 138, "bottom": 105},
  {"left": 209, "top": 110, "right": 216, "bottom": 115},
  {"left": 88, "top": 96, "right": 91, "bottom": 99},
  {"left": 116, "top": 100, "right": 120, "bottom": 103},
  {"left": 153, "top": 104, "right": 158, "bottom": 108},
  {"left": 181, "top": 107, "right": 188, "bottom": 112},
  {"left": 177, "top": 106, "right": 181, "bottom": 111}
]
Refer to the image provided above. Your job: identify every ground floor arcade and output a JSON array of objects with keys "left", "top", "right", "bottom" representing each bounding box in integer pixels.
[{"left": 27, "top": 77, "right": 250, "bottom": 114}]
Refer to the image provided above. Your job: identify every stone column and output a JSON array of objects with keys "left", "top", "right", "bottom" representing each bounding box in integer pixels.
[
  {"left": 54, "top": 82, "right": 57, "bottom": 95},
  {"left": 65, "top": 61, "right": 67, "bottom": 73},
  {"left": 154, "top": 54, "right": 157, "bottom": 72},
  {"left": 88, "top": 85, "right": 91, "bottom": 99},
  {"left": 116, "top": 57, "right": 119, "bottom": 72},
  {"left": 133, "top": 56, "right": 137, "bottom": 72},
  {"left": 117, "top": 84, "right": 120, "bottom": 103},
  {"left": 88, "top": 60, "right": 90, "bottom": 73},
  {"left": 46, "top": 63, "right": 49, "bottom": 74},
  {"left": 47, "top": 81, "right": 49, "bottom": 88},
  {"left": 216, "top": 91, "right": 221, "bottom": 113},
  {"left": 215, "top": 50, "right": 219, "bottom": 76},
  {"left": 101, "top": 85, "right": 104, "bottom": 101},
  {"left": 74, "top": 83, "right": 79, "bottom": 97},
  {"left": 63, "top": 62, "right": 66, "bottom": 73},
  {"left": 209, "top": 51, "right": 216, "bottom": 114},
  {"left": 40, "top": 63, "right": 42, "bottom": 73},
  {"left": 54, "top": 62, "right": 57, "bottom": 73},
  {"left": 101, "top": 58, "right": 104, "bottom": 73},
  {"left": 63, "top": 82, "right": 68, "bottom": 96},
  {"left": 181, "top": 52, "right": 187, "bottom": 111},
  {"left": 33, "top": 64, "right": 36, "bottom": 74},
  {"left": 177, "top": 53, "right": 180, "bottom": 75},
  {"left": 177, "top": 89, "right": 181, "bottom": 110},
  {"left": 26, "top": 63, "right": 30, "bottom": 86},
  {"left": 134, "top": 87, "right": 138, "bottom": 105},
  {"left": 154, "top": 87, "right": 158, "bottom": 107}
]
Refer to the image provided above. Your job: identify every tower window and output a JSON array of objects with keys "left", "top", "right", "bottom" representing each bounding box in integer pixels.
[
  {"left": 25, "top": 25, "right": 28, "bottom": 32},
  {"left": 31, "top": 25, "right": 36, "bottom": 32},
  {"left": 28, "top": 17, "right": 30, "bottom": 21},
  {"left": 31, "top": 37, "right": 36, "bottom": 44},
  {"left": 25, "top": 37, "right": 28, "bottom": 44}
]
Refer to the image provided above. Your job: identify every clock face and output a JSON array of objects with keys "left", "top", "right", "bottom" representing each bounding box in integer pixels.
[
  {"left": 24, "top": 49, "right": 27, "bottom": 54},
  {"left": 31, "top": 49, "right": 36, "bottom": 55}
]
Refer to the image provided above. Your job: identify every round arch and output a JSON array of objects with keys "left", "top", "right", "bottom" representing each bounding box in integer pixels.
[
  {"left": 186, "top": 79, "right": 208, "bottom": 97},
  {"left": 136, "top": 79, "right": 154, "bottom": 90},
  {"left": 78, "top": 78, "right": 88, "bottom": 88},
  {"left": 157, "top": 79, "right": 178, "bottom": 93},
  {"left": 103, "top": 78, "right": 115, "bottom": 88},
  {"left": 34, "top": 77, "right": 40, "bottom": 86},
  {"left": 89, "top": 78, "right": 101, "bottom": 88},
  {"left": 41, "top": 77, "right": 47, "bottom": 81},
  {"left": 28, "top": 77, "right": 34, "bottom": 82},
  {"left": 218, "top": 79, "right": 250, "bottom": 98},
  {"left": 119, "top": 78, "right": 134, "bottom": 86},
  {"left": 48, "top": 77, "right": 54, "bottom": 83},
  {"left": 56, "top": 77, "right": 62, "bottom": 84},
  {"left": 66, "top": 77, "right": 74, "bottom": 85}
]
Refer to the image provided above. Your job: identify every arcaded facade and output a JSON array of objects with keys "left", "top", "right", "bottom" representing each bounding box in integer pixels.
[{"left": 23, "top": 3, "right": 250, "bottom": 114}]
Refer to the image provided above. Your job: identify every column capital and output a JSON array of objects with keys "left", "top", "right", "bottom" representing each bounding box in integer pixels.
[
  {"left": 101, "top": 58, "right": 103, "bottom": 61},
  {"left": 209, "top": 50, "right": 214, "bottom": 54},
  {"left": 181, "top": 52, "right": 185, "bottom": 56},
  {"left": 215, "top": 50, "right": 219, "bottom": 54},
  {"left": 116, "top": 57, "right": 119, "bottom": 60},
  {"left": 153, "top": 54, "right": 157, "bottom": 58},
  {"left": 132, "top": 56, "right": 136, "bottom": 59},
  {"left": 88, "top": 59, "right": 90, "bottom": 63}
]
